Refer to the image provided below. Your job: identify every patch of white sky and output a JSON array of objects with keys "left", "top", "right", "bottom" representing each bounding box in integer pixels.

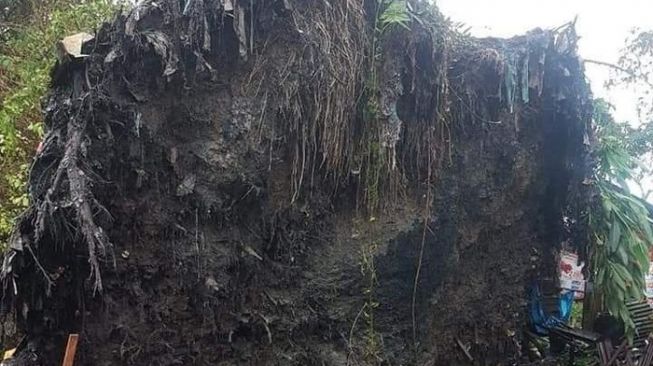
[{"left": 436, "top": 0, "right": 652, "bottom": 199}]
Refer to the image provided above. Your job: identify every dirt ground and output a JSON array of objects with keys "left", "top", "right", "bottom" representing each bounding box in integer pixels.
[{"left": 0, "top": 1, "right": 593, "bottom": 365}]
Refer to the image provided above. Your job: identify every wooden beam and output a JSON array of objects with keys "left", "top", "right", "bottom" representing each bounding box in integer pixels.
[{"left": 61, "top": 334, "right": 79, "bottom": 366}]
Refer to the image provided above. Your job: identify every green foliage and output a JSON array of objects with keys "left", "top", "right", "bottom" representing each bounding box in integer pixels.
[
  {"left": 586, "top": 29, "right": 653, "bottom": 201},
  {"left": 378, "top": 0, "right": 410, "bottom": 32},
  {"left": 1, "top": 0, "right": 115, "bottom": 145},
  {"left": 610, "top": 29, "right": 653, "bottom": 121},
  {"left": 594, "top": 100, "right": 653, "bottom": 200},
  {"left": 586, "top": 28, "right": 653, "bottom": 341},
  {"left": 568, "top": 301, "right": 583, "bottom": 329},
  {"left": 590, "top": 99, "right": 653, "bottom": 340},
  {"left": 0, "top": 0, "right": 116, "bottom": 244},
  {"left": 358, "top": 0, "right": 412, "bottom": 213}
]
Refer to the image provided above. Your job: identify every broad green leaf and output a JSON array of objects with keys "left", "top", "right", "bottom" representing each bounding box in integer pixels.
[
  {"left": 613, "top": 262, "right": 634, "bottom": 285},
  {"left": 608, "top": 217, "right": 622, "bottom": 252},
  {"left": 639, "top": 213, "right": 653, "bottom": 244},
  {"left": 617, "top": 244, "right": 629, "bottom": 265},
  {"left": 611, "top": 267, "right": 628, "bottom": 291}
]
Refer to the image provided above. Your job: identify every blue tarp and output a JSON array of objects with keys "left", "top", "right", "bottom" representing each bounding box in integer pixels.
[{"left": 529, "top": 284, "right": 575, "bottom": 335}]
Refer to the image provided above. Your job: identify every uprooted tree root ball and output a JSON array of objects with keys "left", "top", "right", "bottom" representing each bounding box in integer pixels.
[{"left": 0, "top": 1, "right": 592, "bottom": 365}]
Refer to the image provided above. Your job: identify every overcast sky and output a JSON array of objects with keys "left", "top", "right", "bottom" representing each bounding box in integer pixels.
[{"left": 437, "top": 0, "right": 650, "bottom": 124}]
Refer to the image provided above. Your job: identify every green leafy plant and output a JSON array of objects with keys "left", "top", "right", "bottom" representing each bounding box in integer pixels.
[
  {"left": 359, "top": 0, "right": 412, "bottom": 213},
  {"left": 585, "top": 28, "right": 653, "bottom": 201},
  {"left": 379, "top": 1, "right": 410, "bottom": 32},
  {"left": 569, "top": 301, "right": 583, "bottom": 329},
  {"left": 590, "top": 99, "right": 653, "bottom": 340},
  {"left": 0, "top": 0, "right": 116, "bottom": 245}
]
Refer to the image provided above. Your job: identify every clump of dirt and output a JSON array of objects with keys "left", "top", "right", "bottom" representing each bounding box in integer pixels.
[{"left": 0, "top": 1, "right": 592, "bottom": 365}]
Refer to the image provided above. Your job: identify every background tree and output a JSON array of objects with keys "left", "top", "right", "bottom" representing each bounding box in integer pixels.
[
  {"left": 589, "top": 99, "right": 653, "bottom": 339},
  {"left": 584, "top": 28, "right": 653, "bottom": 339}
]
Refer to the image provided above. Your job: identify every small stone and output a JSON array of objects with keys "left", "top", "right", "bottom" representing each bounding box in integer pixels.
[{"left": 505, "top": 329, "right": 515, "bottom": 337}]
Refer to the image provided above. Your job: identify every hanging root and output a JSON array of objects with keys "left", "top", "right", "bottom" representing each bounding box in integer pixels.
[
  {"left": 405, "top": 5, "right": 452, "bottom": 354},
  {"left": 268, "top": 0, "right": 366, "bottom": 201},
  {"left": 33, "top": 90, "right": 111, "bottom": 293}
]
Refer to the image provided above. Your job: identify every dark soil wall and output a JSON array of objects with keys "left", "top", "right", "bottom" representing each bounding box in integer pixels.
[{"left": 0, "top": 1, "right": 592, "bottom": 365}]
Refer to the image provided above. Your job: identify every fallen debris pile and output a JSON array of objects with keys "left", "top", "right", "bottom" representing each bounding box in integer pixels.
[{"left": 1, "top": 1, "right": 592, "bottom": 365}]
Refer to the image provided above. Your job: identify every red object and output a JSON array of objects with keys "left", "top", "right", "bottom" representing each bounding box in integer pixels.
[
  {"left": 560, "top": 262, "right": 573, "bottom": 274},
  {"left": 36, "top": 141, "right": 44, "bottom": 154}
]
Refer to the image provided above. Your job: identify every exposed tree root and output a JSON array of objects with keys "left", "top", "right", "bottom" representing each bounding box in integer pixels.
[
  {"left": 0, "top": 1, "right": 593, "bottom": 365},
  {"left": 30, "top": 76, "right": 112, "bottom": 294}
]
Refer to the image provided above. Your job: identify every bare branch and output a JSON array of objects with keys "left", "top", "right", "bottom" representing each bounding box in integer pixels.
[{"left": 584, "top": 58, "right": 653, "bottom": 90}]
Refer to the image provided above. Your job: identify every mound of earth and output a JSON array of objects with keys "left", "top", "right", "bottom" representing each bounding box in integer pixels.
[{"left": 1, "top": 1, "right": 592, "bottom": 365}]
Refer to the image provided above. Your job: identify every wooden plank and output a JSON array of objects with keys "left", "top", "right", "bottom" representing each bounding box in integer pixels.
[
  {"left": 598, "top": 339, "right": 614, "bottom": 365},
  {"left": 641, "top": 336, "right": 653, "bottom": 366},
  {"left": 62, "top": 334, "right": 79, "bottom": 366},
  {"left": 625, "top": 349, "right": 634, "bottom": 366},
  {"left": 605, "top": 340, "right": 628, "bottom": 366},
  {"left": 551, "top": 325, "right": 601, "bottom": 343}
]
